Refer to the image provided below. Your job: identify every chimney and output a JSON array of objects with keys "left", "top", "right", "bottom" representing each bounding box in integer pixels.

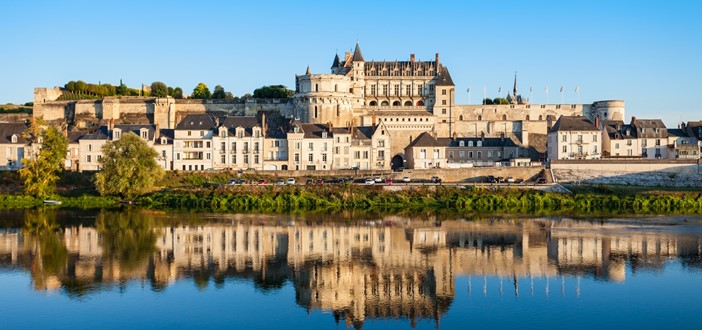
[
  {"left": 262, "top": 112, "right": 267, "bottom": 136},
  {"left": 435, "top": 53, "right": 440, "bottom": 68},
  {"left": 410, "top": 54, "right": 415, "bottom": 63},
  {"left": 631, "top": 116, "right": 637, "bottom": 125},
  {"left": 63, "top": 124, "right": 68, "bottom": 137},
  {"left": 327, "top": 121, "right": 333, "bottom": 132},
  {"left": 500, "top": 132, "right": 505, "bottom": 142},
  {"left": 595, "top": 115, "right": 600, "bottom": 129},
  {"left": 452, "top": 131, "right": 457, "bottom": 140},
  {"left": 372, "top": 114, "right": 376, "bottom": 126},
  {"left": 155, "top": 122, "right": 160, "bottom": 139},
  {"left": 109, "top": 118, "right": 114, "bottom": 131},
  {"left": 409, "top": 135, "right": 413, "bottom": 144}
]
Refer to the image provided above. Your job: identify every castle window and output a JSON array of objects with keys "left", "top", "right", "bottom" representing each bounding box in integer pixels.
[
  {"left": 459, "top": 141, "right": 465, "bottom": 147},
  {"left": 502, "top": 115, "right": 507, "bottom": 120},
  {"left": 442, "top": 89, "right": 446, "bottom": 95},
  {"left": 526, "top": 115, "right": 530, "bottom": 121},
  {"left": 369, "top": 101, "right": 377, "bottom": 106},
  {"left": 478, "top": 115, "right": 482, "bottom": 121},
  {"left": 11, "top": 135, "right": 17, "bottom": 143},
  {"left": 442, "top": 100, "right": 446, "bottom": 105},
  {"left": 539, "top": 115, "right": 543, "bottom": 121},
  {"left": 382, "top": 85, "right": 388, "bottom": 95},
  {"left": 393, "top": 101, "right": 400, "bottom": 106},
  {"left": 394, "top": 84, "right": 399, "bottom": 96},
  {"left": 468, "top": 141, "right": 473, "bottom": 147},
  {"left": 336, "top": 105, "right": 340, "bottom": 117},
  {"left": 371, "top": 85, "right": 376, "bottom": 96},
  {"left": 334, "top": 85, "right": 338, "bottom": 92},
  {"left": 406, "top": 85, "right": 411, "bottom": 96},
  {"left": 315, "top": 84, "right": 319, "bottom": 92},
  {"left": 314, "top": 106, "right": 318, "bottom": 119}
]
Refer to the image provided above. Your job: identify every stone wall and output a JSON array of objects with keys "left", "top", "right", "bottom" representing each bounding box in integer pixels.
[
  {"left": 551, "top": 160, "right": 701, "bottom": 173},
  {"left": 551, "top": 160, "right": 702, "bottom": 187}
]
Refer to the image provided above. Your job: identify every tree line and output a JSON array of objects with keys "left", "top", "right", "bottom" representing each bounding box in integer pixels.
[{"left": 61, "top": 80, "right": 294, "bottom": 100}]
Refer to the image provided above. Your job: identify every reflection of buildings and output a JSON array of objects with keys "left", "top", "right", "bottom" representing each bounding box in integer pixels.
[{"left": 2, "top": 218, "right": 702, "bottom": 327}]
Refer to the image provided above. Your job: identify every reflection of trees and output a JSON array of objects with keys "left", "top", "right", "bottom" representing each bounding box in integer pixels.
[
  {"left": 23, "top": 209, "right": 68, "bottom": 289},
  {"left": 96, "top": 209, "right": 156, "bottom": 272}
]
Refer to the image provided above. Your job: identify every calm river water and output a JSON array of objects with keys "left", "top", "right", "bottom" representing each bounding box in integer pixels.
[{"left": 1, "top": 209, "right": 702, "bottom": 329}]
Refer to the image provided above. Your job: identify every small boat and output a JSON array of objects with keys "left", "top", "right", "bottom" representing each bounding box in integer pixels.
[{"left": 43, "top": 200, "right": 62, "bottom": 205}]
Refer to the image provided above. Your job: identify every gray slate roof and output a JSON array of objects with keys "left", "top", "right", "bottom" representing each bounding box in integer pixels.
[
  {"left": 0, "top": 123, "right": 28, "bottom": 144},
  {"left": 549, "top": 116, "right": 597, "bottom": 133},
  {"left": 175, "top": 114, "right": 216, "bottom": 130},
  {"left": 220, "top": 116, "right": 260, "bottom": 136}
]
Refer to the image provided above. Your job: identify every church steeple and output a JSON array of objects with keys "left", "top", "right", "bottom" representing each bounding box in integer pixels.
[
  {"left": 305, "top": 65, "right": 311, "bottom": 75},
  {"left": 513, "top": 72, "right": 518, "bottom": 96},
  {"left": 352, "top": 42, "right": 364, "bottom": 62}
]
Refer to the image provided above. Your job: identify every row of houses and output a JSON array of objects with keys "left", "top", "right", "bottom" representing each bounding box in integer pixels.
[
  {"left": 2, "top": 114, "right": 701, "bottom": 172},
  {"left": 547, "top": 116, "right": 702, "bottom": 160}
]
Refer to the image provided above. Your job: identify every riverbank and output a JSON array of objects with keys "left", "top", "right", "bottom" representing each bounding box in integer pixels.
[{"left": 1, "top": 184, "right": 701, "bottom": 216}]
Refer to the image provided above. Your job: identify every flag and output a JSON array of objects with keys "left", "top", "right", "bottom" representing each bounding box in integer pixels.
[
  {"left": 560, "top": 86, "right": 563, "bottom": 93},
  {"left": 545, "top": 86, "right": 549, "bottom": 93},
  {"left": 575, "top": 85, "right": 580, "bottom": 93},
  {"left": 498, "top": 86, "right": 502, "bottom": 93},
  {"left": 529, "top": 86, "right": 532, "bottom": 93},
  {"left": 467, "top": 87, "right": 470, "bottom": 93}
]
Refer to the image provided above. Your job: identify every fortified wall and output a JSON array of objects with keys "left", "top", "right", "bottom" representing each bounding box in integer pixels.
[{"left": 33, "top": 87, "right": 293, "bottom": 128}]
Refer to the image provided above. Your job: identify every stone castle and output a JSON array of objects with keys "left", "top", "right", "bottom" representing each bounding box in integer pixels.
[{"left": 33, "top": 42, "right": 625, "bottom": 160}]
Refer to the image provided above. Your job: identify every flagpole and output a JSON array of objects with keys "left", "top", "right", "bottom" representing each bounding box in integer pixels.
[
  {"left": 483, "top": 86, "right": 486, "bottom": 105},
  {"left": 560, "top": 86, "right": 564, "bottom": 104},
  {"left": 545, "top": 86, "right": 549, "bottom": 104},
  {"left": 467, "top": 87, "right": 471, "bottom": 105},
  {"left": 575, "top": 85, "right": 580, "bottom": 104}
]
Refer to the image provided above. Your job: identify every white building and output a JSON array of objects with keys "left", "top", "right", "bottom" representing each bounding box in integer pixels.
[
  {"left": 173, "top": 114, "right": 215, "bottom": 171},
  {"left": 547, "top": 116, "right": 601, "bottom": 161}
]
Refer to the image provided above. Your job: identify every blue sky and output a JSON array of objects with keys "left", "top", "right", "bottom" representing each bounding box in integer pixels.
[{"left": 1, "top": 0, "right": 699, "bottom": 126}]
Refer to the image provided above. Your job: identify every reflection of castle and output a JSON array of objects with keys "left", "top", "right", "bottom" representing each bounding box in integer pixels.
[{"left": 2, "top": 218, "right": 702, "bottom": 327}]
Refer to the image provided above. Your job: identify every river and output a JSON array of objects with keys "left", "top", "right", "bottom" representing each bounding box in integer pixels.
[{"left": 1, "top": 209, "right": 701, "bottom": 329}]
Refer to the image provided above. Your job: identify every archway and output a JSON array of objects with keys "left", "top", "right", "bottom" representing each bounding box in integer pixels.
[
  {"left": 404, "top": 100, "right": 413, "bottom": 106},
  {"left": 381, "top": 101, "right": 389, "bottom": 106},
  {"left": 416, "top": 100, "right": 425, "bottom": 106},
  {"left": 392, "top": 101, "right": 401, "bottom": 106},
  {"left": 281, "top": 165, "right": 288, "bottom": 170},
  {"left": 369, "top": 100, "right": 377, "bottom": 106},
  {"left": 391, "top": 154, "right": 405, "bottom": 171}
]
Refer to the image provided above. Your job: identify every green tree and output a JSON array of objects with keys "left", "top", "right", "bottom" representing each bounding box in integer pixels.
[
  {"left": 224, "top": 91, "right": 234, "bottom": 100},
  {"left": 483, "top": 98, "right": 494, "bottom": 105},
  {"left": 95, "top": 132, "right": 164, "bottom": 199},
  {"left": 116, "top": 80, "right": 129, "bottom": 96},
  {"left": 191, "top": 82, "right": 211, "bottom": 99},
  {"left": 19, "top": 123, "right": 68, "bottom": 198},
  {"left": 150, "top": 81, "right": 169, "bottom": 97},
  {"left": 493, "top": 97, "right": 510, "bottom": 105},
  {"left": 75, "top": 80, "right": 87, "bottom": 93},
  {"left": 65, "top": 81, "right": 76, "bottom": 92},
  {"left": 173, "top": 87, "right": 184, "bottom": 99},
  {"left": 167, "top": 87, "right": 174, "bottom": 96},
  {"left": 253, "top": 85, "right": 293, "bottom": 98},
  {"left": 212, "top": 85, "right": 227, "bottom": 99}
]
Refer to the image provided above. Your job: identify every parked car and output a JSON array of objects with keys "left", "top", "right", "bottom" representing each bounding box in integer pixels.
[
  {"left": 286, "top": 178, "right": 296, "bottom": 185},
  {"left": 506, "top": 177, "right": 515, "bottom": 183},
  {"left": 487, "top": 175, "right": 497, "bottom": 183},
  {"left": 316, "top": 179, "right": 324, "bottom": 185},
  {"left": 515, "top": 178, "right": 524, "bottom": 184},
  {"left": 374, "top": 177, "right": 383, "bottom": 183},
  {"left": 536, "top": 178, "right": 547, "bottom": 184},
  {"left": 365, "top": 178, "right": 375, "bottom": 185},
  {"left": 402, "top": 176, "right": 411, "bottom": 183},
  {"left": 226, "top": 179, "right": 237, "bottom": 185},
  {"left": 431, "top": 176, "right": 442, "bottom": 183},
  {"left": 385, "top": 178, "right": 393, "bottom": 185},
  {"left": 258, "top": 179, "right": 267, "bottom": 185},
  {"left": 277, "top": 178, "right": 286, "bottom": 185},
  {"left": 305, "top": 178, "right": 314, "bottom": 185}
]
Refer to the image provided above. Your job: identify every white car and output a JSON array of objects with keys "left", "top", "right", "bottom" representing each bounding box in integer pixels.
[
  {"left": 286, "top": 178, "right": 296, "bottom": 185},
  {"left": 402, "top": 177, "right": 411, "bottom": 183},
  {"left": 364, "top": 178, "right": 375, "bottom": 185}
]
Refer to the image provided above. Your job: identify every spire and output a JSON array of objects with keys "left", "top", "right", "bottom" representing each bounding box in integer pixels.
[
  {"left": 513, "top": 71, "right": 518, "bottom": 96},
  {"left": 305, "top": 65, "right": 311, "bottom": 75},
  {"left": 331, "top": 53, "right": 341, "bottom": 68},
  {"left": 352, "top": 42, "right": 364, "bottom": 61}
]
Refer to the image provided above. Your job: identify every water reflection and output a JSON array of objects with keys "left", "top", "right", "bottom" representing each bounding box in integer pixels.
[{"left": 1, "top": 210, "right": 702, "bottom": 327}]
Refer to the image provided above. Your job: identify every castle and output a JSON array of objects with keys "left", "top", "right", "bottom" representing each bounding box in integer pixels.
[{"left": 31, "top": 42, "right": 626, "bottom": 166}]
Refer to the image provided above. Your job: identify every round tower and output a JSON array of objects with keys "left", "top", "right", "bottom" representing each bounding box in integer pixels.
[
  {"left": 293, "top": 69, "right": 355, "bottom": 126},
  {"left": 592, "top": 100, "right": 625, "bottom": 121}
]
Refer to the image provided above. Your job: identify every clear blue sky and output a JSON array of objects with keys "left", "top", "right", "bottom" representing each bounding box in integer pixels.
[{"left": 1, "top": 0, "right": 699, "bottom": 126}]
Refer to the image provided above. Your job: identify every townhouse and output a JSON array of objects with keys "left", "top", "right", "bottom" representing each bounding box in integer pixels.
[{"left": 547, "top": 116, "right": 601, "bottom": 161}]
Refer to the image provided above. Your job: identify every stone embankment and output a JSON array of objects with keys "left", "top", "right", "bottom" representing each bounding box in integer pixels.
[{"left": 553, "top": 169, "right": 702, "bottom": 187}]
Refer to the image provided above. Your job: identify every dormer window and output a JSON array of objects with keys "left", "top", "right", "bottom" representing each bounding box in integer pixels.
[
  {"left": 237, "top": 128, "right": 244, "bottom": 138},
  {"left": 293, "top": 126, "right": 300, "bottom": 133},
  {"left": 468, "top": 141, "right": 473, "bottom": 147},
  {"left": 11, "top": 134, "right": 17, "bottom": 143},
  {"left": 161, "top": 137, "right": 167, "bottom": 144},
  {"left": 459, "top": 141, "right": 465, "bottom": 147},
  {"left": 321, "top": 131, "right": 328, "bottom": 139},
  {"left": 140, "top": 129, "right": 148, "bottom": 139},
  {"left": 219, "top": 128, "right": 227, "bottom": 137},
  {"left": 254, "top": 129, "right": 260, "bottom": 138},
  {"left": 477, "top": 141, "right": 482, "bottom": 147}
]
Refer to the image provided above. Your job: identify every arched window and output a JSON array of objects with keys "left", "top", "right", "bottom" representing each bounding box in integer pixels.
[
  {"left": 369, "top": 101, "right": 377, "bottom": 106},
  {"left": 404, "top": 100, "right": 413, "bottom": 106},
  {"left": 478, "top": 115, "right": 482, "bottom": 121},
  {"left": 314, "top": 106, "right": 318, "bottom": 118},
  {"left": 459, "top": 141, "right": 465, "bottom": 147},
  {"left": 381, "top": 101, "right": 389, "bottom": 106},
  {"left": 334, "top": 85, "right": 338, "bottom": 92},
  {"left": 315, "top": 84, "right": 318, "bottom": 92},
  {"left": 468, "top": 141, "right": 474, "bottom": 147},
  {"left": 477, "top": 141, "right": 482, "bottom": 147},
  {"left": 502, "top": 114, "right": 507, "bottom": 120},
  {"left": 11, "top": 135, "right": 17, "bottom": 143},
  {"left": 459, "top": 115, "right": 464, "bottom": 121},
  {"left": 417, "top": 100, "right": 425, "bottom": 106},
  {"left": 392, "top": 101, "right": 401, "bottom": 106},
  {"left": 538, "top": 115, "right": 543, "bottom": 121},
  {"left": 526, "top": 115, "right": 530, "bottom": 121}
]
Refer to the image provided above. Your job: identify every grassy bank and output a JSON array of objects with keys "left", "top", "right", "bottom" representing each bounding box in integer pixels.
[
  {"left": 133, "top": 185, "right": 702, "bottom": 216},
  {"left": 0, "top": 194, "right": 120, "bottom": 209}
]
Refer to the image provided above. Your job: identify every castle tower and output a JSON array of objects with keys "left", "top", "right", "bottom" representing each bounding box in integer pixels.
[
  {"left": 350, "top": 42, "right": 366, "bottom": 100},
  {"left": 293, "top": 65, "right": 355, "bottom": 126}
]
